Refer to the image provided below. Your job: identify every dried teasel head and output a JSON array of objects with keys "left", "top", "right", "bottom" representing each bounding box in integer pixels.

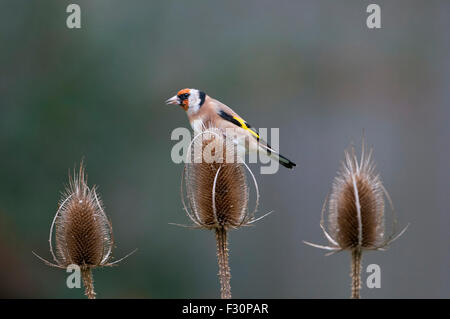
[
  {"left": 304, "top": 139, "right": 408, "bottom": 254},
  {"left": 33, "top": 163, "right": 134, "bottom": 270},
  {"left": 33, "top": 163, "right": 135, "bottom": 299},
  {"left": 176, "top": 128, "right": 269, "bottom": 299},
  {"left": 179, "top": 128, "right": 267, "bottom": 230},
  {"left": 55, "top": 164, "right": 114, "bottom": 267},
  {"left": 329, "top": 143, "right": 385, "bottom": 250},
  {"left": 304, "top": 138, "right": 408, "bottom": 299}
]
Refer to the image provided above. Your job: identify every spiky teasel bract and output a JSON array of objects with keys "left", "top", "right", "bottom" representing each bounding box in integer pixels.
[
  {"left": 34, "top": 162, "right": 134, "bottom": 299},
  {"left": 304, "top": 138, "right": 408, "bottom": 299},
  {"left": 176, "top": 128, "right": 270, "bottom": 299}
]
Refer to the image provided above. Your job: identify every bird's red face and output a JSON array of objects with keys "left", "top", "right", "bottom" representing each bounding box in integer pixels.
[
  {"left": 165, "top": 88, "right": 191, "bottom": 111},
  {"left": 165, "top": 88, "right": 206, "bottom": 114}
]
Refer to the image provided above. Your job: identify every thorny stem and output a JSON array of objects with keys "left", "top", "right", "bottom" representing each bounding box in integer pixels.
[
  {"left": 351, "top": 248, "right": 362, "bottom": 299},
  {"left": 81, "top": 267, "right": 96, "bottom": 299},
  {"left": 215, "top": 227, "right": 231, "bottom": 299}
]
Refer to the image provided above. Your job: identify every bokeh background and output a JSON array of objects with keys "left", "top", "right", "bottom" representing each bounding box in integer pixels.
[{"left": 0, "top": 0, "right": 449, "bottom": 298}]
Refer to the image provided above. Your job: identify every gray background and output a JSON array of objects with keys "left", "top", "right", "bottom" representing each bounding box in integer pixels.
[{"left": 0, "top": 0, "right": 448, "bottom": 298}]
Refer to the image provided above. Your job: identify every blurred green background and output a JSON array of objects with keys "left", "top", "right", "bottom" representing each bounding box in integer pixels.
[{"left": 0, "top": 0, "right": 449, "bottom": 298}]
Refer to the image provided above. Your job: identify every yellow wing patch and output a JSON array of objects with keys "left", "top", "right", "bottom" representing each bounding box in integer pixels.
[{"left": 233, "top": 116, "right": 260, "bottom": 139}]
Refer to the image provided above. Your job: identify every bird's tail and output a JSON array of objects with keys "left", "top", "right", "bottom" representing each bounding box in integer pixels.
[
  {"left": 258, "top": 143, "right": 296, "bottom": 169},
  {"left": 271, "top": 152, "right": 296, "bottom": 169}
]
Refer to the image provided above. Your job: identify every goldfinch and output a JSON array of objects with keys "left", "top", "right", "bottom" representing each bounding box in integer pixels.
[{"left": 166, "top": 88, "right": 296, "bottom": 169}]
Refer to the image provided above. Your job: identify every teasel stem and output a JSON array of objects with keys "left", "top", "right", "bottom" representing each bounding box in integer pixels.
[
  {"left": 215, "top": 227, "right": 231, "bottom": 299},
  {"left": 351, "top": 248, "right": 362, "bottom": 299},
  {"left": 81, "top": 267, "right": 96, "bottom": 299}
]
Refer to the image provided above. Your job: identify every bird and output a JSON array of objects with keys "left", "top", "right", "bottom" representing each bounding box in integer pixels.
[{"left": 166, "top": 88, "right": 296, "bottom": 169}]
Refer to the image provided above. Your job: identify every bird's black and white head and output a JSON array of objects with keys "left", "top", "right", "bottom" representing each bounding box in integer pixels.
[{"left": 166, "top": 88, "right": 206, "bottom": 115}]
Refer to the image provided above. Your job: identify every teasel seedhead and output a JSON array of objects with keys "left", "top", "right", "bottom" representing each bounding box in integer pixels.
[
  {"left": 174, "top": 128, "right": 270, "bottom": 299},
  {"left": 34, "top": 162, "right": 135, "bottom": 298},
  {"left": 304, "top": 139, "right": 408, "bottom": 254},
  {"left": 304, "top": 138, "right": 408, "bottom": 298},
  {"left": 178, "top": 128, "right": 269, "bottom": 230}
]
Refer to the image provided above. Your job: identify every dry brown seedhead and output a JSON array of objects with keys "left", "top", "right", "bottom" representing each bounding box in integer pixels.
[
  {"left": 304, "top": 138, "right": 408, "bottom": 298},
  {"left": 180, "top": 128, "right": 265, "bottom": 230},
  {"left": 54, "top": 164, "right": 113, "bottom": 268},
  {"left": 34, "top": 162, "right": 135, "bottom": 299},
  {"left": 328, "top": 144, "right": 385, "bottom": 250},
  {"left": 177, "top": 128, "right": 268, "bottom": 299}
]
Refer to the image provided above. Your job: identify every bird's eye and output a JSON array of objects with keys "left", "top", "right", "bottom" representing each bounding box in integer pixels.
[{"left": 178, "top": 92, "right": 190, "bottom": 100}]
